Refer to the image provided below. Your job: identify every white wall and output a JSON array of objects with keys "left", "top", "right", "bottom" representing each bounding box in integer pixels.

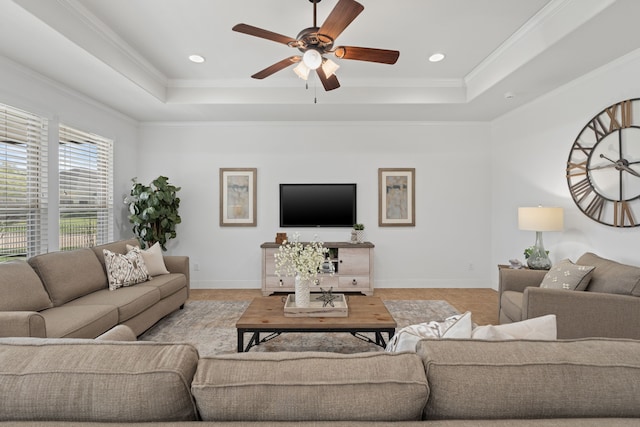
[
  {"left": 138, "top": 121, "right": 492, "bottom": 289},
  {"left": 491, "top": 50, "right": 640, "bottom": 286},
  {"left": 0, "top": 57, "right": 139, "bottom": 245}
]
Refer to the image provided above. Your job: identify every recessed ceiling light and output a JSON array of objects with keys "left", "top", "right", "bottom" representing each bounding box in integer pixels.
[
  {"left": 188, "top": 54, "right": 205, "bottom": 64},
  {"left": 428, "top": 53, "right": 445, "bottom": 62}
]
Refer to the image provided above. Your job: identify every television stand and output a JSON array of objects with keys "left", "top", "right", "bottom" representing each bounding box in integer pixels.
[{"left": 260, "top": 241, "right": 374, "bottom": 296}]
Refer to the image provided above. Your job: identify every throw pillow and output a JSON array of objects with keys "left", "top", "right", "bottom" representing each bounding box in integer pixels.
[
  {"left": 385, "top": 311, "right": 472, "bottom": 352},
  {"left": 540, "top": 258, "right": 595, "bottom": 291},
  {"left": 103, "top": 248, "right": 150, "bottom": 291},
  {"left": 126, "top": 242, "right": 169, "bottom": 276},
  {"left": 471, "top": 314, "right": 557, "bottom": 340}
]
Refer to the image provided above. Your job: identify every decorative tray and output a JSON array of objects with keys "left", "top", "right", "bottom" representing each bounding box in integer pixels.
[{"left": 283, "top": 293, "right": 348, "bottom": 317}]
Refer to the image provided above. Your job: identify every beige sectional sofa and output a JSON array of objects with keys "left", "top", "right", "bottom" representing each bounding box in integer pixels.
[
  {"left": 0, "top": 337, "right": 638, "bottom": 425},
  {"left": 0, "top": 238, "right": 189, "bottom": 338},
  {"left": 499, "top": 252, "right": 640, "bottom": 339}
]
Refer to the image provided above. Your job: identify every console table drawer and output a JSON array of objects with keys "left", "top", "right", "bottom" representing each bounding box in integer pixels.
[
  {"left": 339, "top": 276, "right": 370, "bottom": 289},
  {"left": 265, "top": 276, "right": 294, "bottom": 290}
]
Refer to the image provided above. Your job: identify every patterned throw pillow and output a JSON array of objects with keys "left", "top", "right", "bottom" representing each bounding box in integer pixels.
[
  {"left": 540, "top": 258, "right": 595, "bottom": 291},
  {"left": 103, "top": 248, "right": 150, "bottom": 291}
]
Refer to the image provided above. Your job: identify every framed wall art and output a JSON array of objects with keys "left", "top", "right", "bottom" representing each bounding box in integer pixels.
[
  {"left": 220, "top": 168, "right": 257, "bottom": 226},
  {"left": 378, "top": 168, "right": 415, "bottom": 226}
]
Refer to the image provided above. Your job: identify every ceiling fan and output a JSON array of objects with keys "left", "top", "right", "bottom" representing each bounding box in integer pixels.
[{"left": 232, "top": 0, "right": 400, "bottom": 91}]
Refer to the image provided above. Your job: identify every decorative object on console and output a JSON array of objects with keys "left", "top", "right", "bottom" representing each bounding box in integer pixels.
[
  {"left": 352, "top": 223, "right": 365, "bottom": 243},
  {"left": 125, "top": 176, "right": 181, "bottom": 250},
  {"left": 275, "top": 232, "right": 287, "bottom": 244},
  {"left": 220, "top": 168, "right": 257, "bottom": 226},
  {"left": 508, "top": 258, "right": 524, "bottom": 269},
  {"left": 518, "top": 206, "right": 563, "bottom": 270},
  {"left": 232, "top": 0, "right": 399, "bottom": 91},
  {"left": 379, "top": 168, "right": 415, "bottom": 226},
  {"left": 274, "top": 233, "right": 330, "bottom": 308},
  {"left": 566, "top": 98, "right": 640, "bottom": 227}
]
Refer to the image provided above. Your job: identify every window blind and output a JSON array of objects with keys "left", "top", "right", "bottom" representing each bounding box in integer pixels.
[
  {"left": 0, "top": 103, "right": 48, "bottom": 261},
  {"left": 59, "top": 125, "right": 113, "bottom": 250}
]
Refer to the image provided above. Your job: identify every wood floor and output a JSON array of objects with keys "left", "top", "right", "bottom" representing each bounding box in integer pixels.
[{"left": 189, "top": 288, "right": 499, "bottom": 326}]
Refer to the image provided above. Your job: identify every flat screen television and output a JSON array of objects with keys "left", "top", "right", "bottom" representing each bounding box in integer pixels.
[{"left": 279, "top": 183, "right": 357, "bottom": 227}]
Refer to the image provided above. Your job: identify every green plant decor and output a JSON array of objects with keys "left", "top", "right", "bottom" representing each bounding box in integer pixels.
[
  {"left": 125, "top": 176, "right": 181, "bottom": 251},
  {"left": 524, "top": 246, "right": 548, "bottom": 259},
  {"left": 353, "top": 223, "right": 365, "bottom": 230}
]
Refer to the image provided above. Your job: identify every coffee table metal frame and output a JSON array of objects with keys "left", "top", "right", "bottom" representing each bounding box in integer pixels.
[{"left": 236, "top": 296, "right": 396, "bottom": 352}]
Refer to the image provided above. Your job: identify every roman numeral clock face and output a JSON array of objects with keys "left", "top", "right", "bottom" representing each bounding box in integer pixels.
[{"left": 567, "top": 99, "right": 640, "bottom": 227}]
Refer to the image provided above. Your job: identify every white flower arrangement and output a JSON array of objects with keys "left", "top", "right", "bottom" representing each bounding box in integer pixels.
[{"left": 274, "top": 233, "right": 330, "bottom": 284}]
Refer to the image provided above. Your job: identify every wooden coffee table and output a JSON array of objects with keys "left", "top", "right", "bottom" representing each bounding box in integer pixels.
[{"left": 236, "top": 295, "right": 397, "bottom": 352}]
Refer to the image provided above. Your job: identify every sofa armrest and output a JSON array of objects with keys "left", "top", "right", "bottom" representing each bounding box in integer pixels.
[
  {"left": 163, "top": 256, "right": 190, "bottom": 295},
  {"left": 498, "top": 267, "right": 546, "bottom": 294},
  {"left": 0, "top": 311, "right": 46, "bottom": 338},
  {"left": 523, "top": 287, "right": 640, "bottom": 339}
]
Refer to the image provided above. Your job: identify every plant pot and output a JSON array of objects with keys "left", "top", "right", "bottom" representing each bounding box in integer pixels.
[{"left": 294, "top": 274, "right": 311, "bottom": 308}]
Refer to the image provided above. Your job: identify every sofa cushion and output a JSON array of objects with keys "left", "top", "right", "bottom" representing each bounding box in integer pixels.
[
  {"left": 140, "top": 273, "right": 187, "bottom": 299},
  {"left": 0, "top": 339, "right": 199, "bottom": 422},
  {"left": 0, "top": 260, "right": 52, "bottom": 312},
  {"left": 103, "top": 248, "right": 150, "bottom": 290},
  {"left": 64, "top": 286, "right": 160, "bottom": 323},
  {"left": 540, "top": 259, "right": 594, "bottom": 291},
  {"left": 28, "top": 248, "right": 107, "bottom": 306},
  {"left": 192, "top": 351, "right": 428, "bottom": 422},
  {"left": 417, "top": 338, "right": 640, "bottom": 420},
  {"left": 39, "top": 305, "right": 118, "bottom": 338},
  {"left": 499, "top": 290, "right": 523, "bottom": 322},
  {"left": 578, "top": 252, "right": 640, "bottom": 296}
]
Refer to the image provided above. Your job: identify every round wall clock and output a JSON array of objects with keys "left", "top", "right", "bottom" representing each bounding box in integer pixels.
[{"left": 566, "top": 98, "right": 640, "bottom": 227}]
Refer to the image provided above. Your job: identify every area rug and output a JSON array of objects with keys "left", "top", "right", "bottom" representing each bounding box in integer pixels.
[{"left": 139, "top": 299, "right": 459, "bottom": 357}]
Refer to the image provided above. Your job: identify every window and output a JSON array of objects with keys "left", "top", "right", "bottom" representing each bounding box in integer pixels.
[
  {"left": 59, "top": 125, "right": 113, "bottom": 250},
  {"left": 0, "top": 103, "right": 48, "bottom": 261}
]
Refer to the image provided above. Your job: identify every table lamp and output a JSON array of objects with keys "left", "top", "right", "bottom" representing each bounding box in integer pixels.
[{"left": 518, "top": 206, "right": 564, "bottom": 270}]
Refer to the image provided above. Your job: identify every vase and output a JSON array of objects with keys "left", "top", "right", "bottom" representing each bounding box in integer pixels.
[
  {"left": 294, "top": 274, "right": 311, "bottom": 307},
  {"left": 355, "top": 230, "right": 364, "bottom": 243}
]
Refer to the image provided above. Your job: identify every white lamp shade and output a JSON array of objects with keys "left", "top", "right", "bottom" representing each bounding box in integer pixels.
[
  {"left": 302, "top": 49, "right": 322, "bottom": 70},
  {"left": 321, "top": 58, "right": 340, "bottom": 77},
  {"left": 293, "top": 62, "right": 310, "bottom": 80},
  {"left": 518, "top": 207, "right": 564, "bottom": 231}
]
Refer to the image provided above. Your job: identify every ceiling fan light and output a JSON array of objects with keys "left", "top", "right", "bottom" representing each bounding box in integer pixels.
[
  {"left": 302, "top": 49, "right": 322, "bottom": 70},
  {"left": 293, "top": 62, "right": 310, "bottom": 80},
  {"left": 321, "top": 58, "right": 340, "bottom": 77}
]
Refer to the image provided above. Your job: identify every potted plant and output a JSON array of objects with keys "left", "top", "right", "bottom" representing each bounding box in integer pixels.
[
  {"left": 353, "top": 223, "right": 365, "bottom": 243},
  {"left": 125, "top": 176, "right": 181, "bottom": 251}
]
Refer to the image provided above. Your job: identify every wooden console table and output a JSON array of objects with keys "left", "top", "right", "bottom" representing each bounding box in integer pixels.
[{"left": 260, "top": 241, "right": 374, "bottom": 296}]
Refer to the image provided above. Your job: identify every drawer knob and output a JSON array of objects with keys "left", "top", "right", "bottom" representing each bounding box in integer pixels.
[
  {"left": 279, "top": 279, "right": 283, "bottom": 287},
  {"left": 351, "top": 279, "right": 357, "bottom": 286}
]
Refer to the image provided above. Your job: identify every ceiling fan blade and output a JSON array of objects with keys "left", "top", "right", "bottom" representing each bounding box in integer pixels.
[
  {"left": 316, "top": 67, "right": 340, "bottom": 91},
  {"left": 318, "top": 0, "right": 364, "bottom": 41},
  {"left": 251, "top": 56, "right": 301, "bottom": 79},
  {"left": 334, "top": 46, "right": 399, "bottom": 64},
  {"left": 232, "top": 23, "right": 297, "bottom": 46}
]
